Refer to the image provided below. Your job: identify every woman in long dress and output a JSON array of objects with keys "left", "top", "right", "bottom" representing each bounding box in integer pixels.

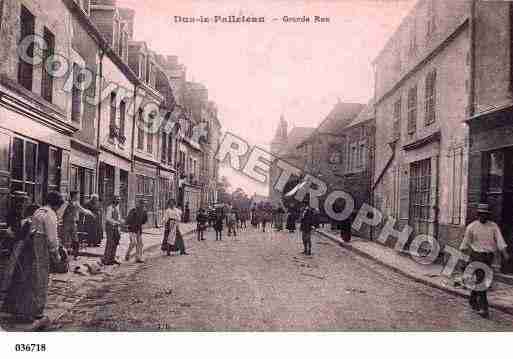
[
  {"left": 162, "top": 199, "right": 188, "bottom": 256},
  {"left": 1, "top": 191, "right": 63, "bottom": 329}
]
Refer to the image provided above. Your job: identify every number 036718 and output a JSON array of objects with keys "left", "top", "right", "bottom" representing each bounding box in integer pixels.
[{"left": 14, "top": 344, "right": 46, "bottom": 352}]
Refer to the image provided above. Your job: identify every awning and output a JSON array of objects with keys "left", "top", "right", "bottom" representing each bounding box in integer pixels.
[{"left": 284, "top": 181, "right": 308, "bottom": 197}]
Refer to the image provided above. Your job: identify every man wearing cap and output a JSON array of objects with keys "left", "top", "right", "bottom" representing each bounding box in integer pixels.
[{"left": 460, "top": 203, "right": 510, "bottom": 318}]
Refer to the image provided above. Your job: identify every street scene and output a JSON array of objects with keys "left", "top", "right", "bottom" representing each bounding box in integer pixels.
[{"left": 3, "top": 0, "right": 513, "bottom": 339}]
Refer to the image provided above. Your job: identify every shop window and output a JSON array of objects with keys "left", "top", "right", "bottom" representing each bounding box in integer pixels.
[
  {"left": 41, "top": 27, "right": 55, "bottom": 103},
  {"left": 488, "top": 150, "right": 504, "bottom": 193},
  {"left": 11, "top": 137, "right": 38, "bottom": 203},
  {"left": 18, "top": 6, "right": 35, "bottom": 91}
]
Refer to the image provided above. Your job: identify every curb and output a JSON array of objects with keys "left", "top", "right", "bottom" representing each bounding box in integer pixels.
[
  {"left": 48, "top": 228, "right": 196, "bottom": 328},
  {"left": 315, "top": 229, "right": 513, "bottom": 317}
]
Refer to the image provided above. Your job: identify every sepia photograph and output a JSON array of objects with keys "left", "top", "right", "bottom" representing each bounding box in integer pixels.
[{"left": 1, "top": 0, "right": 513, "bottom": 355}]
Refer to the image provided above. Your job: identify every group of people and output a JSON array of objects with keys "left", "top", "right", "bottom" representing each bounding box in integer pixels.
[{"left": 0, "top": 190, "right": 160, "bottom": 329}]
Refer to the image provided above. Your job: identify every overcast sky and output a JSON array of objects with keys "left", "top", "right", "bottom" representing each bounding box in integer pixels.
[{"left": 118, "top": 0, "right": 416, "bottom": 196}]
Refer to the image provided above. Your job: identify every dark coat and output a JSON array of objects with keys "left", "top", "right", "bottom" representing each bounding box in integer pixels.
[{"left": 126, "top": 208, "right": 148, "bottom": 234}]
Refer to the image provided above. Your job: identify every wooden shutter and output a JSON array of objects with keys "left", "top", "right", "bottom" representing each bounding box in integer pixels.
[
  {"left": 60, "top": 151, "right": 70, "bottom": 198},
  {"left": 399, "top": 163, "right": 410, "bottom": 220},
  {"left": 0, "top": 130, "right": 11, "bottom": 226},
  {"left": 429, "top": 155, "right": 439, "bottom": 223}
]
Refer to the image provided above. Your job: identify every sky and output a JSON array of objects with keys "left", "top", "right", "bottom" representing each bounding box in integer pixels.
[{"left": 117, "top": 0, "right": 416, "bottom": 196}]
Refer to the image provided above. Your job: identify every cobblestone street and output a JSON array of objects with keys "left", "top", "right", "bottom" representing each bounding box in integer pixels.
[{"left": 54, "top": 227, "right": 513, "bottom": 331}]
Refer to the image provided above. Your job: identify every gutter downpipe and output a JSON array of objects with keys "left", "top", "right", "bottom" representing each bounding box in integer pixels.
[{"left": 95, "top": 50, "right": 105, "bottom": 194}]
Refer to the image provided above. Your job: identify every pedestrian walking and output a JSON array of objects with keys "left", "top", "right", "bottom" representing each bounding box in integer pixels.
[
  {"left": 300, "top": 203, "right": 315, "bottom": 256},
  {"left": 125, "top": 199, "right": 148, "bottom": 263},
  {"left": 102, "top": 197, "right": 122, "bottom": 265},
  {"left": 460, "top": 203, "right": 510, "bottom": 318},
  {"left": 162, "top": 199, "right": 188, "bottom": 255},
  {"left": 214, "top": 208, "right": 225, "bottom": 241},
  {"left": 61, "top": 191, "right": 95, "bottom": 259},
  {"left": 227, "top": 209, "right": 237, "bottom": 237},
  {"left": 84, "top": 194, "right": 103, "bottom": 247},
  {"left": 250, "top": 205, "right": 258, "bottom": 229},
  {"left": 274, "top": 206, "right": 285, "bottom": 231},
  {"left": 1, "top": 191, "right": 63, "bottom": 330},
  {"left": 286, "top": 207, "right": 297, "bottom": 233},
  {"left": 196, "top": 208, "right": 208, "bottom": 241}
]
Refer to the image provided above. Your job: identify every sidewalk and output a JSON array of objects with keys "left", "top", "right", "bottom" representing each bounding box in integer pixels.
[
  {"left": 316, "top": 228, "right": 513, "bottom": 316},
  {"left": 0, "top": 222, "right": 197, "bottom": 331}
]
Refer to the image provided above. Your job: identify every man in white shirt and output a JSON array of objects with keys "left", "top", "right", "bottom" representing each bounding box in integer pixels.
[
  {"left": 460, "top": 203, "right": 509, "bottom": 318},
  {"left": 103, "top": 197, "right": 122, "bottom": 265}
]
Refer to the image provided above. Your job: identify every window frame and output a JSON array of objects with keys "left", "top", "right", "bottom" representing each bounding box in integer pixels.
[{"left": 407, "top": 85, "right": 417, "bottom": 134}]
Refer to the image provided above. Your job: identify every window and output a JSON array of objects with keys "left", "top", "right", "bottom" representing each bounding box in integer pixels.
[
  {"left": 358, "top": 140, "right": 367, "bottom": 168},
  {"left": 161, "top": 132, "right": 167, "bottom": 163},
  {"left": 427, "top": 0, "right": 436, "bottom": 38},
  {"left": 425, "top": 70, "right": 437, "bottom": 125},
  {"left": 147, "top": 118, "right": 153, "bottom": 153},
  {"left": 168, "top": 134, "right": 173, "bottom": 165},
  {"left": 408, "top": 18, "right": 417, "bottom": 56},
  {"left": 109, "top": 92, "right": 117, "bottom": 138},
  {"left": 393, "top": 98, "right": 401, "bottom": 140},
  {"left": 18, "top": 6, "right": 35, "bottom": 91},
  {"left": 407, "top": 85, "right": 417, "bottom": 134},
  {"left": 119, "top": 99, "right": 126, "bottom": 143},
  {"left": 409, "top": 158, "right": 432, "bottom": 235},
  {"left": 146, "top": 58, "right": 151, "bottom": 84},
  {"left": 71, "top": 64, "right": 82, "bottom": 124},
  {"left": 139, "top": 54, "right": 146, "bottom": 79},
  {"left": 11, "top": 137, "right": 38, "bottom": 203},
  {"left": 41, "top": 28, "right": 55, "bottom": 102},
  {"left": 137, "top": 109, "right": 144, "bottom": 150}
]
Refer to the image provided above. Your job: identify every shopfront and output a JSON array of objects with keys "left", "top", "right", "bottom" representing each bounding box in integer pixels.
[
  {"left": 133, "top": 161, "right": 158, "bottom": 227},
  {"left": 468, "top": 108, "right": 513, "bottom": 272},
  {"left": 0, "top": 107, "right": 73, "bottom": 227}
]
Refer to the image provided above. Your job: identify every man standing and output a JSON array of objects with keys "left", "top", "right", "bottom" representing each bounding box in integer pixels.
[
  {"left": 460, "top": 203, "right": 509, "bottom": 318},
  {"left": 61, "top": 191, "right": 95, "bottom": 260},
  {"left": 196, "top": 208, "right": 208, "bottom": 241},
  {"left": 300, "top": 202, "right": 315, "bottom": 256},
  {"left": 103, "top": 196, "right": 122, "bottom": 265},
  {"left": 125, "top": 199, "right": 148, "bottom": 263},
  {"left": 84, "top": 194, "right": 103, "bottom": 247}
]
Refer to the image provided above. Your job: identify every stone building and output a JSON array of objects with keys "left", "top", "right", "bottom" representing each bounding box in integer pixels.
[
  {"left": 0, "top": 0, "right": 222, "bottom": 231},
  {"left": 0, "top": 0, "right": 80, "bottom": 225},
  {"left": 372, "top": 0, "right": 471, "bottom": 248},
  {"left": 269, "top": 115, "right": 315, "bottom": 206},
  {"left": 465, "top": 1, "right": 513, "bottom": 253}
]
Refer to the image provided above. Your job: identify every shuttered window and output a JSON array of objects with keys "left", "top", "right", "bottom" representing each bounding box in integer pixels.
[
  {"left": 137, "top": 109, "right": 144, "bottom": 150},
  {"left": 41, "top": 27, "right": 55, "bottom": 102},
  {"left": 393, "top": 98, "right": 401, "bottom": 141},
  {"left": 425, "top": 69, "right": 437, "bottom": 126},
  {"left": 409, "top": 159, "right": 432, "bottom": 235},
  {"left": 407, "top": 85, "right": 417, "bottom": 134},
  {"left": 18, "top": 6, "right": 35, "bottom": 91},
  {"left": 109, "top": 92, "right": 117, "bottom": 137},
  {"left": 119, "top": 99, "right": 126, "bottom": 142},
  {"left": 71, "top": 64, "right": 82, "bottom": 124}
]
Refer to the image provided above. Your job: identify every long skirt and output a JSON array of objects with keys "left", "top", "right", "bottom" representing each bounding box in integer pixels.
[
  {"left": 162, "top": 221, "right": 177, "bottom": 252},
  {"left": 1, "top": 233, "right": 50, "bottom": 320},
  {"left": 85, "top": 215, "right": 103, "bottom": 246}
]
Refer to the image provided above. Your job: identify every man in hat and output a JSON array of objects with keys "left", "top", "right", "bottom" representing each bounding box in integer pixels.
[
  {"left": 460, "top": 203, "right": 510, "bottom": 318},
  {"left": 61, "top": 191, "right": 95, "bottom": 260},
  {"left": 300, "top": 201, "right": 315, "bottom": 256}
]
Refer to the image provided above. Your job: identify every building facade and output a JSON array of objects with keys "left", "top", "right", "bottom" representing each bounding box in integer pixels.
[
  {"left": 372, "top": 0, "right": 471, "bottom": 248},
  {"left": 0, "top": 0, "right": 222, "bottom": 232}
]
